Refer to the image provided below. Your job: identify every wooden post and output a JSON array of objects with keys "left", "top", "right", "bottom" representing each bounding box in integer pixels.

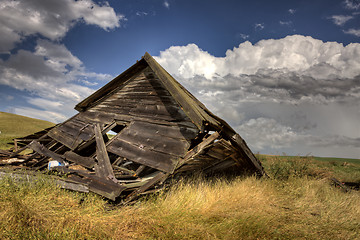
[{"left": 14, "top": 139, "right": 18, "bottom": 152}]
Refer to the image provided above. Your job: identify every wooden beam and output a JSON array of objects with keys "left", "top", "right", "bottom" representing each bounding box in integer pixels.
[
  {"left": 176, "top": 132, "right": 220, "bottom": 168},
  {"left": 14, "top": 139, "right": 18, "bottom": 152},
  {"left": 28, "top": 140, "right": 65, "bottom": 164},
  {"left": 124, "top": 171, "right": 167, "bottom": 203},
  {"left": 230, "top": 133, "right": 267, "bottom": 177},
  {"left": 135, "top": 165, "right": 146, "bottom": 176},
  {"left": 51, "top": 166, "right": 125, "bottom": 200},
  {"left": 64, "top": 151, "right": 96, "bottom": 169},
  {"left": 94, "top": 123, "right": 116, "bottom": 180}
]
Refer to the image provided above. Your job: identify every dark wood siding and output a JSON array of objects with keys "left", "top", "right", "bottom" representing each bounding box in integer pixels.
[
  {"left": 48, "top": 67, "right": 199, "bottom": 173},
  {"left": 95, "top": 68, "right": 198, "bottom": 173}
]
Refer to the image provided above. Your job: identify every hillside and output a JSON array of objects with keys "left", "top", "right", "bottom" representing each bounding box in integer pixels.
[{"left": 0, "top": 112, "right": 55, "bottom": 149}]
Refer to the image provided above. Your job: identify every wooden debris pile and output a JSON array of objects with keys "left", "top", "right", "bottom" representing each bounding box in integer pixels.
[{"left": 0, "top": 53, "right": 266, "bottom": 203}]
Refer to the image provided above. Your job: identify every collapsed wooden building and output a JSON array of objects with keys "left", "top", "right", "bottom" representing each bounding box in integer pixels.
[{"left": 0, "top": 53, "right": 266, "bottom": 202}]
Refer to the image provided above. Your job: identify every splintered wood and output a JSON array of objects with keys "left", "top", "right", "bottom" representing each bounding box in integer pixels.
[{"left": 0, "top": 53, "right": 266, "bottom": 203}]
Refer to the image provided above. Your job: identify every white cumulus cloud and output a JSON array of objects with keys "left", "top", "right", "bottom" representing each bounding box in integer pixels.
[
  {"left": 156, "top": 35, "right": 360, "bottom": 81},
  {"left": 0, "top": 0, "right": 125, "bottom": 53},
  {"left": 155, "top": 35, "right": 360, "bottom": 158},
  {"left": 0, "top": 40, "right": 110, "bottom": 122},
  {"left": 0, "top": 0, "right": 119, "bottom": 122}
]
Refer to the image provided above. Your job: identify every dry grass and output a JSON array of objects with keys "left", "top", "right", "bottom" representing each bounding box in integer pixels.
[{"left": 1, "top": 156, "right": 359, "bottom": 240}]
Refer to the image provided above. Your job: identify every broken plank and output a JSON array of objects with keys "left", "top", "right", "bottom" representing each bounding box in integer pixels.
[
  {"left": 56, "top": 123, "right": 93, "bottom": 142},
  {"left": 112, "top": 156, "right": 124, "bottom": 166},
  {"left": 84, "top": 175, "right": 125, "bottom": 200},
  {"left": 115, "top": 125, "right": 190, "bottom": 157},
  {"left": 130, "top": 104, "right": 188, "bottom": 120},
  {"left": 107, "top": 139, "right": 176, "bottom": 173},
  {"left": 230, "top": 133, "right": 267, "bottom": 176},
  {"left": 64, "top": 151, "right": 96, "bottom": 169},
  {"left": 94, "top": 123, "right": 115, "bottom": 180},
  {"left": 203, "top": 159, "right": 237, "bottom": 174},
  {"left": 113, "top": 165, "right": 136, "bottom": 176},
  {"left": 135, "top": 165, "right": 146, "bottom": 176},
  {"left": 52, "top": 166, "right": 125, "bottom": 200},
  {"left": 28, "top": 140, "right": 64, "bottom": 164},
  {"left": 122, "top": 121, "right": 198, "bottom": 140},
  {"left": 48, "top": 128, "right": 83, "bottom": 150},
  {"left": 176, "top": 132, "right": 220, "bottom": 168},
  {"left": 81, "top": 111, "right": 196, "bottom": 129},
  {"left": 124, "top": 171, "right": 167, "bottom": 203}
]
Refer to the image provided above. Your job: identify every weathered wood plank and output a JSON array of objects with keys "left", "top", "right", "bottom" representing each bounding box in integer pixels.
[
  {"left": 28, "top": 140, "right": 65, "bottom": 163},
  {"left": 121, "top": 85, "right": 167, "bottom": 92},
  {"left": 95, "top": 106, "right": 132, "bottom": 115},
  {"left": 112, "top": 156, "right": 124, "bottom": 166},
  {"left": 107, "top": 98, "right": 177, "bottom": 106},
  {"left": 111, "top": 90, "right": 171, "bottom": 97},
  {"left": 124, "top": 171, "right": 167, "bottom": 203},
  {"left": 230, "top": 133, "right": 267, "bottom": 176},
  {"left": 56, "top": 123, "right": 93, "bottom": 142},
  {"left": 135, "top": 165, "right": 146, "bottom": 176},
  {"left": 176, "top": 132, "right": 220, "bottom": 168},
  {"left": 143, "top": 54, "right": 206, "bottom": 130},
  {"left": 94, "top": 108, "right": 184, "bottom": 122},
  {"left": 124, "top": 121, "right": 198, "bottom": 140},
  {"left": 81, "top": 111, "right": 117, "bottom": 125},
  {"left": 129, "top": 112, "right": 184, "bottom": 122},
  {"left": 203, "top": 159, "right": 236, "bottom": 173},
  {"left": 130, "top": 104, "right": 188, "bottom": 119},
  {"left": 86, "top": 175, "right": 125, "bottom": 200},
  {"left": 101, "top": 94, "right": 175, "bottom": 103},
  {"left": 82, "top": 108, "right": 197, "bottom": 130},
  {"left": 52, "top": 166, "right": 125, "bottom": 200},
  {"left": 47, "top": 128, "right": 83, "bottom": 150},
  {"left": 94, "top": 123, "right": 116, "bottom": 180},
  {"left": 64, "top": 151, "right": 96, "bottom": 169},
  {"left": 113, "top": 123, "right": 190, "bottom": 156},
  {"left": 107, "top": 139, "right": 177, "bottom": 173},
  {"left": 113, "top": 165, "right": 136, "bottom": 176}
]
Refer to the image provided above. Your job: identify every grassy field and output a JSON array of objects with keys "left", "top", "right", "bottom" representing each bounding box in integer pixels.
[
  {"left": 0, "top": 155, "right": 359, "bottom": 239},
  {"left": 0, "top": 112, "right": 55, "bottom": 149},
  {"left": 0, "top": 112, "right": 359, "bottom": 239}
]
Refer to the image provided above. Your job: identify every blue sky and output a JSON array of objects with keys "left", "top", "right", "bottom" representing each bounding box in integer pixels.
[{"left": 0, "top": 0, "right": 359, "bottom": 158}]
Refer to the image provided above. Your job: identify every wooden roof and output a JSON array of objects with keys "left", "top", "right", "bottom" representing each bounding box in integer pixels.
[
  {"left": 76, "top": 53, "right": 226, "bottom": 132},
  {"left": 75, "top": 52, "right": 265, "bottom": 176}
]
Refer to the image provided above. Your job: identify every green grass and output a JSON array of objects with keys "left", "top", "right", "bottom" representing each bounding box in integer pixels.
[
  {"left": 314, "top": 156, "right": 360, "bottom": 165},
  {"left": 0, "top": 112, "right": 55, "bottom": 149},
  {"left": 257, "top": 154, "right": 360, "bottom": 183}
]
